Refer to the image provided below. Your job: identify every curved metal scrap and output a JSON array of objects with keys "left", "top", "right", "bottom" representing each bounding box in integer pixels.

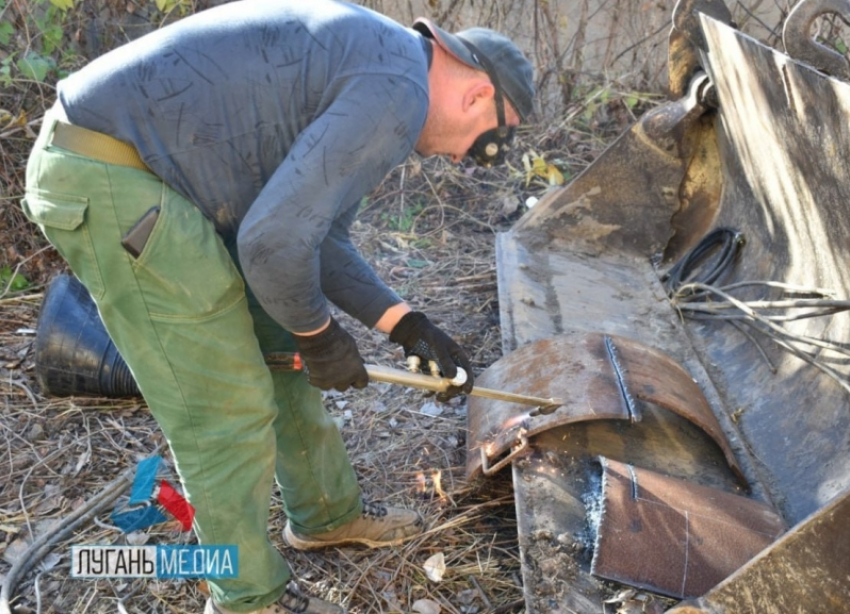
[
  {"left": 466, "top": 332, "right": 745, "bottom": 483},
  {"left": 783, "top": 0, "right": 850, "bottom": 80},
  {"left": 591, "top": 457, "right": 785, "bottom": 599},
  {"left": 466, "top": 333, "right": 630, "bottom": 481},
  {"left": 607, "top": 333, "right": 745, "bottom": 484}
]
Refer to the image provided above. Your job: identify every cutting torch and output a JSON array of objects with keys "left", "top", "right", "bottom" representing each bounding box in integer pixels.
[{"left": 265, "top": 352, "right": 562, "bottom": 415}]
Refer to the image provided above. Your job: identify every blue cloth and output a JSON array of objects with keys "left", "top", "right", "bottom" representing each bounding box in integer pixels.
[
  {"left": 111, "top": 505, "right": 169, "bottom": 532},
  {"left": 128, "top": 455, "right": 162, "bottom": 505}
]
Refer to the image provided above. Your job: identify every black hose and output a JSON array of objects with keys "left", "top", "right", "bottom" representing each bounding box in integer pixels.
[{"left": 662, "top": 227, "right": 745, "bottom": 296}]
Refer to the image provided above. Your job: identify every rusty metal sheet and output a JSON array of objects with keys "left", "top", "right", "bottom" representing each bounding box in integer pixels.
[
  {"left": 509, "top": 73, "right": 715, "bottom": 259},
  {"left": 493, "top": 206, "right": 764, "bottom": 500},
  {"left": 591, "top": 458, "right": 785, "bottom": 599},
  {"left": 466, "top": 333, "right": 629, "bottom": 481},
  {"left": 490, "top": 71, "right": 768, "bottom": 614},
  {"left": 495, "top": 243, "right": 663, "bottom": 350},
  {"left": 467, "top": 332, "right": 745, "bottom": 484},
  {"left": 689, "top": 15, "right": 850, "bottom": 525},
  {"left": 665, "top": 486, "right": 850, "bottom": 614}
]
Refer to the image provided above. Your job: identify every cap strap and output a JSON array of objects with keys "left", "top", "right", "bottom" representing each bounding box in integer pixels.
[{"left": 457, "top": 39, "right": 508, "bottom": 136}]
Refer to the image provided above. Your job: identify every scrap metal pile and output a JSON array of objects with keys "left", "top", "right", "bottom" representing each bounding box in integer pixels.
[{"left": 465, "top": 0, "right": 850, "bottom": 610}]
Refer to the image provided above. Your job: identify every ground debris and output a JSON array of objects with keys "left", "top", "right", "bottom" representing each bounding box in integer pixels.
[{"left": 602, "top": 588, "right": 675, "bottom": 614}]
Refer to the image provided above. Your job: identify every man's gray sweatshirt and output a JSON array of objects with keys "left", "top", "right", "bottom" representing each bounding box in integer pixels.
[{"left": 58, "top": 0, "right": 430, "bottom": 333}]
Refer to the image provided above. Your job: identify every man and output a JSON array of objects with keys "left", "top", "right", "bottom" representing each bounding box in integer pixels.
[{"left": 22, "top": 1, "right": 534, "bottom": 612}]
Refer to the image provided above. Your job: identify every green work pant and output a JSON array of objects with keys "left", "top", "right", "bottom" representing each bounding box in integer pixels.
[{"left": 23, "top": 107, "right": 362, "bottom": 611}]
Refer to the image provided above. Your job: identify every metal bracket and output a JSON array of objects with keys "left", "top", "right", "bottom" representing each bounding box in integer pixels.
[
  {"left": 480, "top": 430, "right": 529, "bottom": 476},
  {"left": 784, "top": 0, "right": 850, "bottom": 80},
  {"left": 668, "top": 0, "right": 733, "bottom": 97}
]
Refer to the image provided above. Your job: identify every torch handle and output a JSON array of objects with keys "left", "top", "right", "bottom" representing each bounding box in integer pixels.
[{"left": 365, "top": 364, "right": 562, "bottom": 410}]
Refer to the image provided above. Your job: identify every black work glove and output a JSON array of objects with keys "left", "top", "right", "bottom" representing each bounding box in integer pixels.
[
  {"left": 293, "top": 317, "right": 369, "bottom": 392},
  {"left": 389, "top": 311, "right": 474, "bottom": 401}
]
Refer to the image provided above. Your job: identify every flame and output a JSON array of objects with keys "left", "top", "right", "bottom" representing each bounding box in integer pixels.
[
  {"left": 415, "top": 472, "right": 427, "bottom": 493},
  {"left": 415, "top": 469, "right": 447, "bottom": 501},
  {"left": 501, "top": 413, "right": 530, "bottom": 432},
  {"left": 432, "top": 470, "right": 445, "bottom": 499}
]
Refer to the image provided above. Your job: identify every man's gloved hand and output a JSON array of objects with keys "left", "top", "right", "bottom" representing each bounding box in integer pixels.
[
  {"left": 293, "top": 317, "right": 369, "bottom": 392},
  {"left": 389, "top": 311, "right": 474, "bottom": 401}
]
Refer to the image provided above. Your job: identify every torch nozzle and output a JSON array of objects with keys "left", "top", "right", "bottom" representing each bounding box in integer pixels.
[{"left": 527, "top": 401, "right": 563, "bottom": 417}]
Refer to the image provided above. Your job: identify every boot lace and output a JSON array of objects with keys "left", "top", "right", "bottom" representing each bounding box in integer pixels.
[{"left": 361, "top": 500, "right": 389, "bottom": 519}]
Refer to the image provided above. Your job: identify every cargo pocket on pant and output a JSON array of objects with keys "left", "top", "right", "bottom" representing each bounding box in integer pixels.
[
  {"left": 21, "top": 189, "right": 104, "bottom": 300},
  {"left": 130, "top": 194, "right": 245, "bottom": 321}
]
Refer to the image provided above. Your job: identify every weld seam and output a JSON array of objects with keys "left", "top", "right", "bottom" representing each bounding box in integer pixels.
[
  {"left": 604, "top": 335, "right": 638, "bottom": 422},
  {"left": 588, "top": 457, "right": 608, "bottom": 575}
]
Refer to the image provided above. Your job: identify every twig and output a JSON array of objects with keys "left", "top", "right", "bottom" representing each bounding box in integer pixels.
[
  {"left": 410, "top": 203, "right": 496, "bottom": 236},
  {"left": 0, "top": 246, "right": 51, "bottom": 300},
  {"left": 33, "top": 572, "right": 43, "bottom": 614},
  {"left": 469, "top": 574, "right": 493, "bottom": 610},
  {"left": 611, "top": 21, "right": 670, "bottom": 66},
  {"left": 18, "top": 447, "right": 67, "bottom": 542},
  {"left": 735, "top": 0, "right": 781, "bottom": 40},
  {"left": 3, "top": 378, "right": 39, "bottom": 410},
  {"left": 0, "top": 291, "right": 45, "bottom": 307}
]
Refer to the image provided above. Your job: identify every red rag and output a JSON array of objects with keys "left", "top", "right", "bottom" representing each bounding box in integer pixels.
[{"left": 157, "top": 480, "right": 195, "bottom": 531}]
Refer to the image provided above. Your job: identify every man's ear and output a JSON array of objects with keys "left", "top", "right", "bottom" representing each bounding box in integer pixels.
[{"left": 462, "top": 80, "right": 495, "bottom": 114}]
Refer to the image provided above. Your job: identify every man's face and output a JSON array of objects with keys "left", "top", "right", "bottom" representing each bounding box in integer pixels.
[{"left": 416, "top": 88, "right": 520, "bottom": 164}]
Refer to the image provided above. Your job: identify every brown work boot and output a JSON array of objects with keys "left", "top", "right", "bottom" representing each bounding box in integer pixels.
[
  {"left": 204, "top": 582, "right": 344, "bottom": 614},
  {"left": 283, "top": 500, "right": 424, "bottom": 549}
]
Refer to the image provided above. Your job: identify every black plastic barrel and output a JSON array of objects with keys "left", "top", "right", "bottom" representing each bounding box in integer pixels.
[{"left": 34, "top": 274, "right": 141, "bottom": 397}]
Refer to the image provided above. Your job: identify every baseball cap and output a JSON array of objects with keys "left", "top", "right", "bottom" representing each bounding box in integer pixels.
[{"left": 412, "top": 18, "right": 535, "bottom": 122}]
